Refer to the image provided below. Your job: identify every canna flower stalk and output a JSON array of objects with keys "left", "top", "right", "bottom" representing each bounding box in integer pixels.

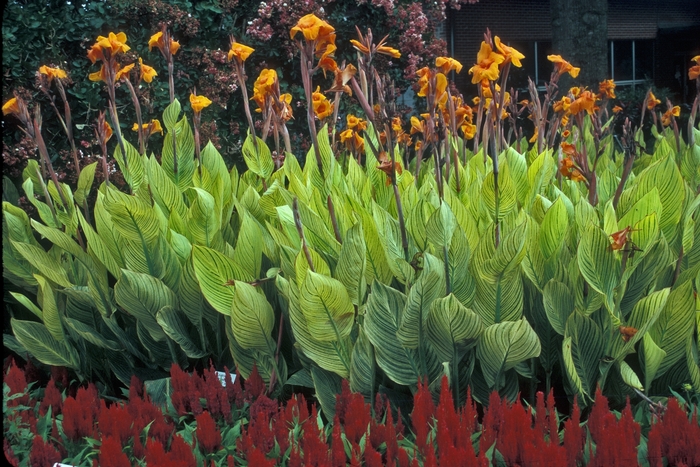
[
  {"left": 190, "top": 91, "right": 212, "bottom": 173},
  {"left": 228, "top": 36, "right": 259, "bottom": 151},
  {"left": 290, "top": 13, "right": 337, "bottom": 175}
]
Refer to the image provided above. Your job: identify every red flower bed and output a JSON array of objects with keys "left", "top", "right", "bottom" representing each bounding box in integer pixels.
[{"left": 4, "top": 358, "right": 700, "bottom": 466}]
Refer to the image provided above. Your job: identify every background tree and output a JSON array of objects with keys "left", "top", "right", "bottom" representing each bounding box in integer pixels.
[{"left": 550, "top": 0, "right": 608, "bottom": 87}]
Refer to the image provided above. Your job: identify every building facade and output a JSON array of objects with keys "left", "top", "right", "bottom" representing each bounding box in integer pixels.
[{"left": 446, "top": 0, "right": 700, "bottom": 102}]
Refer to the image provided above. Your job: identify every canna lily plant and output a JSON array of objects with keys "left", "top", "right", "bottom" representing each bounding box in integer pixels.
[{"left": 2, "top": 16, "right": 700, "bottom": 423}]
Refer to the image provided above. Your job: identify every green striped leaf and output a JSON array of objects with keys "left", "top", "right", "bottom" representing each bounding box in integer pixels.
[
  {"left": 426, "top": 294, "right": 483, "bottom": 362},
  {"left": 364, "top": 281, "right": 422, "bottom": 385},
  {"left": 335, "top": 222, "right": 367, "bottom": 306},
  {"left": 542, "top": 280, "right": 575, "bottom": 335},
  {"left": 74, "top": 162, "right": 97, "bottom": 206},
  {"left": 649, "top": 280, "right": 695, "bottom": 378},
  {"left": 577, "top": 225, "right": 620, "bottom": 313},
  {"left": 232, "top": 210, "right": 262, "bottom": 281},
  {"left": 11, "top": 318, "right": 78, "bottom": 369},
  {"left": 229, "top": 281, "right": 275, "bottom": 351},
  {"left": 299, "top": 271, "right": 354, "bottom": 342},
  {"left": 242, "top": 132, "right": 274, "bottom": 179},
  {"left": 426, "top": 201, "right": 457, "bottom": 248},
  {"left": 11, "top": 241, "right": 72, "bottom": 288},
  {"left": 114, "top": 269, "right": 178, "bottom": 341},
  {"left": 539, "top": 197, "right": 568, "bottom": 260},
  {"left": 156, "top": 306, "right": 207, "bottom": 358},
  {"left": 186, "top": 187, "right": 222, "bottom": 248},
  {"left": 276, "top": 275, "right": 350, "bottom": 377},
  {"left": 34, "top": 274, "right": 64, "bottom": 342},
  {"left": 64, "top": 317, "right": 120, "bottom": 351},
  {"left": 191, "top": 245, "right": 247, "bottom": 315},
  {"left": 103, "top": 187, "right": 162, "bottom": 245},
  {"left": 349, "top": 325, "right": 375, "bottom": 398},
  {"left": 612, "top": 288, "right": 670, "bottom": 363},
  {"left": 113, "top": 139, "right": 145, "bottom": 192},
  {"left": 563, "top": 312, "right": 604, "bottom": 401},
  {"left": 146, "top": 155, "right": 188, "bottom": 220},
  {"left": 397, "top": 253, "right": 445, "bottom": 348},
  {"left": 477, "top": 319, "right": 541, "bottom": 389}
]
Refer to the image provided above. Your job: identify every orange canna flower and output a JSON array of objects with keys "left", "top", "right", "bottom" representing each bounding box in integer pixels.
[
  {"left": 349, "top": 39, "right": 370, "bottom": 54},
  {"left": 435, "top": 57, "right": 463, "bottom": 74},
  {"left": 132, "top": 119, "right": 163, "bottom": 135},
  {"left": 461, "top": 122, "right": 476, "bottom": 139},
  {"left": 115, "top": 63, "right": 135, "bottom": 81},
  {"left": 553, "top": 96, "right": 571, "bottom": 113},
  {"left": 149, "top": 31, "right": 180, "bottom": 56},
  {"left": 89, "top": 65, "right": 109, "bottom": 83},
  {"left": 661, "top": 105, "right": 680, "bottom": 127},
  {"left": 562, "top": 130, "right": 571, "bottom": 138},
  {"left": 547, "top": 55, "right": 580, "bottom": 78},
  {"left": 568, "top": 90, "right": 596, "bottom": 115},
  {"left": 435, "top": 72, "right": 448, "bottom": 107},
  {"left": 598, "top": 79, "right": 616, "bottom": 99},
  {"left": 612, "top": 105, "right": 623, "bottom": 113},
  {"left": 103, "top": 120, "right": 113, "bottom": 142},
  {"left": 646, "top": 91, "right": 661, "bottom": 110},
  {"left": 410, "top": 116, "right": 426, "bottom": 135},
  {"left": 2, "top": 97, "right": 20, "bottom": 116},
  {"left": 689, "top": 55, "right": 700, "bottom": 80},
  {"left": 494, "top": 37, "right": 524, "bottom": 68},
  {"left": 228, "top": 41, "right": 254, "bottom": 62},
  {"left": 290, "top": 14, "right": 335, "bottom": 42},
  {"left": 560, "top": 141, "right": 577, "bottom": 156},
  {"left": 312, "top": 87, "right": 333, "bottom": 119},
  {"left": 377, "top": 153, "right": 403, "bottom": 184},
  {"left": 414, "top": 140, "right": 423, "bottom": 151},
  {"left": 377, "top": 45, "right": 401, "bottom": 58},
  {"left": 559, "top": 156, "right": 585, "bottom": 182},
  {"left": 529, "top": 126, "right": 538, "bottom": 144},
  {"left": 139, "top": 58, "right": 157, "bottom": 83},
  {"left": 609, "top": 226, "right": 635, "bottom": 251},
  {"left": 346, "top": 114, "right": 367, "bottom": 131},
  {"left": 619, "top": 326, "right": 638, "bottom": 343},
  {"left": 469, "top": 42, "right": 505, "bottom": 84},
  {"left": 318, "top": 56, "right": 338, "bottom": 75},
  {"left": 96, "top": 32, "right": 130, "bottom": 56},
  {"left": 190, "top": 94, "right": 212, "bottom": 113},
  {"left": 38, "top": 65, "right": 67, "bottom": 83}
]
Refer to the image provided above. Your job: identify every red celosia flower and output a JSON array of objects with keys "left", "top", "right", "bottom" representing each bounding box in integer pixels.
[
  {"left": 98, "top": 400, "right": 133, "bottom": 445},
  {"left": 97, "top": 435, "right": 131, "bottom": 467},
  {"left": 397, "top": 447, "right": 410, "bottom": 467},
  {"left": 170, "top": 434, "right": 197, "bottom": 466},
  {"left": 28, "top": 435, "right": 62, "bottom": 467},
  {"left": 145, "top": 438, "right": 169, "bottom": 465},
  {"left": 479, "top": 391, "right": 504, "bottom": 459},
  {"left": 39, "top": 377, "right": 63, "bottom": 416},
  {"left": 647, "top": 398, "right": 700, "bottom": 467},
  {"left": 195, "top": 411, "right": 221, "bottom": 453},
  {"left": 547, "top": 389, "right": 559, "bottom": 443},
  {"left": 50, "top": 419, "right": 67, "bottom": 459},
  {"left": 335, "top": 380, "right": 371, "bottom": 445},
  {"left": 4, "top": 359, "right": 29, "bottom": 407},
  {"left": 224, "top": 367, "right": 245, "bottom": 409},
  {"left": 170, "top": 363, "right": 203, "bottom": 416},
  {"left": 4, "top": 438, "right": 20, "bottom": 467},
  {"left": 62, "top": 384, "right": 100, "bottom": 441},
  {"left": 243, "top": 364, "right": 266, "bottom": 401},
  {"left": 563, "top": 397, "right": 584, "bottom": 467},
  {"left": 300, "top": 406, "right": 330, "bottom": 467},
  {"left": 246, "top": 446, "right": 276, "bottom": 467},
  {"left": 364, "top": 445, "right": 384, "bottom": 467},
  {"left": 202, "top": 363, "right": 232, "bottom": 422},
  {"left": 227, "top": 454, "right": 236, "bottom": 467},
  {"left": 411, "top": 378, "right": 436, "bottom": 455},
  {"left": 331, "top": 416, "right": 346, "bottom": 467},
  {"left": 587, "top": 389, "right": 640, "bottom": 467}
]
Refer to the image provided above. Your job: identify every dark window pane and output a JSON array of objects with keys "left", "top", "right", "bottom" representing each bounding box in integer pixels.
[
  {"left": 536, "top": 42, "right": 553, "bottom": 86},
  {"left": 614, "top": 41, "right": 633, "bottom": 81},
  {"left": 635, "top": 40, "right": 654, "bottom": 81},
  {"left": 506, "top": 41, "right": 532, "bottom": 91}
]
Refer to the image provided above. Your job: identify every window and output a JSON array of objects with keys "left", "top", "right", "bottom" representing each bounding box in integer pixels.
[{"left": 609, "top": 40, "right": 654, "bottom": 86}]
